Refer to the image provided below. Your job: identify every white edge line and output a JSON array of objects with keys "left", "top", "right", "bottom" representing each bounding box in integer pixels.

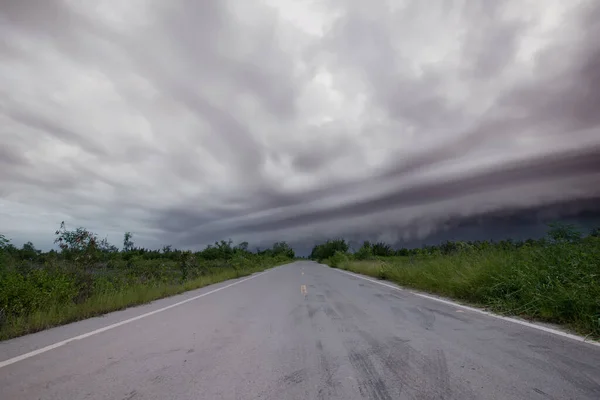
[
  {"left": 328, "top": 266, "right": 600, "bottom": 348},
  {"left": 0, "top": 269, "right": 273, "bottom": 369}
]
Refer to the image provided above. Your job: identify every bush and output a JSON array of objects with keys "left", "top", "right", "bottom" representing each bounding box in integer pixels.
[
  {"left": 327, "top": 251, "right": 349, "bottom": 268},
  {"left": 547, "top": 222, "right": 582, "bottom": 243},
  {"left": 354, "top": 241, "right": 374, "bottom": 260},
  {"left": 0, "top": 267, "right": 78, "bottom": 318},
  {"left": 310, "top": 239, "right": 349, "bottom": 261}
]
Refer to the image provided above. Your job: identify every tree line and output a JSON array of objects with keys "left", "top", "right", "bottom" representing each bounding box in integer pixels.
[
  {"left": 309, "top": 223, "right": 600, "bottom": 262},
  {"left": 0, "top": 221, "right": 295, "bottom": 267}
]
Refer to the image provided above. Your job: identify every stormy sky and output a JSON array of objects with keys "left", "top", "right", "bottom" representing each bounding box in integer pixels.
[{"left": 1, "top": 0, "right": 600, "bottom": 251}]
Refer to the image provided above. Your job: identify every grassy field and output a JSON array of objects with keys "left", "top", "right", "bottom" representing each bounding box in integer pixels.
[
  {"left": 316, "top": 227, "right": 600, "bottom": 338},
  {"left": 0, "top": 226, "right": 294, "bottom": 341},
  {"left": 0, "top": 259, "right": 288, "bottom": 341}
]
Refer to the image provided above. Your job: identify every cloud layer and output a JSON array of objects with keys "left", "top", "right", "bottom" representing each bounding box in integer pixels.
[{"left": 2, "top": 0, "right": 600, "bottom": 249}]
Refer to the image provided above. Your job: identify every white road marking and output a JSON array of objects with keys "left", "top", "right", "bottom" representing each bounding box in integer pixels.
[
  {"left": 329, "top": 266, "right": 600, "bottom": 348},
  {"left": 0, "top": 269, "right": 274, "bottom": 369}
]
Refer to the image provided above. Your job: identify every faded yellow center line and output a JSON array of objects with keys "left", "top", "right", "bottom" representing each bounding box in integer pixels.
[{"left": 300, "top": 285, "right": 307, "bottom": 294}]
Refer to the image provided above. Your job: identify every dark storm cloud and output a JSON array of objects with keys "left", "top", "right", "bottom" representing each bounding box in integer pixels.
[
  {"left": 169, "top": 145, "right": 600, "bottom": 245},
  {"left": 161, "top": 0, "right": 600, "bottom": 247},
  {"left": 250, "top": 147, "right": 600, "bottom": 232},
  {"left": 1, "top": 0, "right": 599, "bottom": 250}
]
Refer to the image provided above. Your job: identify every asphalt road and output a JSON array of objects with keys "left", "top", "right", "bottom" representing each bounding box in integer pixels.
[{"left": 1, "top": 261, "right": 599, "bottom": 400}]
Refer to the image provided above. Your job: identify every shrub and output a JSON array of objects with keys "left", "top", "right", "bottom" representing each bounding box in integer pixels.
[
  {"left": 327, "top": 251, "right": 349, "bottom": 268},
  {"left": 310, "top": 239, "right": 349, "bottom": 261}
]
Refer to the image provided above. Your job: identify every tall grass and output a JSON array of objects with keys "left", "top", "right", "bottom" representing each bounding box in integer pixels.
[
  {"left": 325, "top": 237, "right": 600, "bottom": 337},
  {"left": 0, "top": 255, "right": 290, "bottom": 341},
  {"left": 1, "top": 225, "right": 297, "bottom": 341}
]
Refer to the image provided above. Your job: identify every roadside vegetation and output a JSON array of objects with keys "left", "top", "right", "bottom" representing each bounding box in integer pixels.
[
  {"left": 311, "top": 223, "right": 600, "bottom": 338},
  {"left": 0, "top": 223, "right": 295, "bottom": 340}
]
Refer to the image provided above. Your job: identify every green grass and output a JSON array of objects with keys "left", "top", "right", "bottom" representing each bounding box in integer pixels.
[
  {"left": 325, "top": 238, "right": 600, "bottom": 338},
  {"left": 0, "top": 261, "right": 287, "bottom": 341}
]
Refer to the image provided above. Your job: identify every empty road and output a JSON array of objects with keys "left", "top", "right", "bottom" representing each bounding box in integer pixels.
[{"left": 1, "top": 261, "right": 599, "bottom": 399}]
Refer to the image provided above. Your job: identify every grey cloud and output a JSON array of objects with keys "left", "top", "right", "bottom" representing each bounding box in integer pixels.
[
  {"left": 459, "top": 1, "right": 525, "bottom": 79},
  {"left": 1, "top": 0, "right": 599, "bottom": 251},
  {"left": 288, "top": 125, "right": 363, "bottom": 173},
  {"left": 1, "top": 0, "right": 76, "bottom": 35},
  {"left": 319, "top": 1, "right": 468, "bottom": 129},
  {"left": 0, "top": 0, "right": 100, "bottom": 64},
  {"left": 5, "top": 107, "right": 109, "bottom": 157},
  {"left": 0, "top": 143, "right": 28, "bottom": 168},
  {"left": 100, "top": 1, "right": 302, "bottom": 186},
  {"left": 154, "top": 0, "right": 298, "bottom": 118},
  {"left": 499, "top": 47, "right": 600, "bottom": 135}
]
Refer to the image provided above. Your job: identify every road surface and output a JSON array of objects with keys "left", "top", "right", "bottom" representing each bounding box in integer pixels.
[{"left": 1, "top": 261, "right": 599, "bottom": 399}]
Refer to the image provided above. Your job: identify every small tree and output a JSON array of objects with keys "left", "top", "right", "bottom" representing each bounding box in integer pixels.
[
  {"left": 20, "top": 242, "right": 40, "bottom": 261},
  {"left": 54, "top": 222, "right": 100, "bottom": 267},
  {"left": 98, "top": 237, "right": 119, "bottom": 253},
  {"left": 310, "top": 239, "right": 348, "bottom": 261},
  {"left": 179, "top": 250, "right": 194, "bottom": 281},
  {"left": 200, "top": 239, "right": 234, "bottom": 260},
  {"left": 547, "top": 222, "right": 581, "bottom": 243},
  {"left": 0, "top": 234, "right": 9, "bottom": 250},
  {"left": 235, "top": 241, "right": 249, "bottom": 253},
  {"left": 354, "top": 241, "right": 374, "bottom": 260},
  {"left": 372, "top": 242, "right": 393, "bottom": 257},
  {"left": 396, "top": 248, "right": 409, "bottom": 256},
  {"left": 272, "top": 241, "right": 295, "bottom": 258},
  {"left": 123, "top": 232, "right": 134, "bottom": 252},
  {"left": 0, "top": 234, "right": 14, "bottom": 267}
]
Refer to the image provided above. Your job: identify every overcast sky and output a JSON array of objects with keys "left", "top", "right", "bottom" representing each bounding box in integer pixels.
[{"left": 1, "top": 0, "right": 600, "bottom": 250}]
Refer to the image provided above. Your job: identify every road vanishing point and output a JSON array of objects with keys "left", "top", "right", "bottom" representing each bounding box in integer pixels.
[{"left": 1, "top": 261, "right": 599, "bottom": 399}]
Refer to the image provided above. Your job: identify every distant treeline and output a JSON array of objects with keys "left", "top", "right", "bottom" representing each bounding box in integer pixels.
[
  {"left": 0, "top": 222, "right": 294, "bottom": 265},
  {"left": 309, "top": 222, "right": 600, "bottom": 262}
]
